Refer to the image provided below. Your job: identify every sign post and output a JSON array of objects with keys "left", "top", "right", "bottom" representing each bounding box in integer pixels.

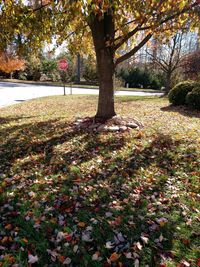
[{"left": 58, "top": 59, "right": 68, "bottom": 96}]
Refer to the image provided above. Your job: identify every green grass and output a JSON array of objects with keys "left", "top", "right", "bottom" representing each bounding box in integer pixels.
[{"left": 0, "top": 95, "right": 199, "bottom": 267}]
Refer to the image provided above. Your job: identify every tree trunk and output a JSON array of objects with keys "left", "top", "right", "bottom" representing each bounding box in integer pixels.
[
  {"left": 90, "top": 13, "right": 116, "bottom": 120},
  {"left": 95, "top": 48, "right": 116, "bottom": 119},
  {"left": 165, "top": 72, "right": 172, "bottom": 94}
]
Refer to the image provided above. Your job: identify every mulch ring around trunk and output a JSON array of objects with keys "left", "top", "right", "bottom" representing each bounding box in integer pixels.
[{"left": 73, "top": 115, "right": 143, "bottom": 133}]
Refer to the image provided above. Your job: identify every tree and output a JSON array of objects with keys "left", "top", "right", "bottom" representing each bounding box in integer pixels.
[
  {"left": 0, "top": 52, "right": 25, "bottom": 75},
  {"left": 182, "top": 49, "right": 200, "bottom": 80},
  {"left": 82, "top": 56, "right": 98, "bottom": 84},
  {"left": 0, "top": 0, "right": 199, "bottom": 119},
  {"left": 147, "top": 33, "right": 185, "bottom": 92}
]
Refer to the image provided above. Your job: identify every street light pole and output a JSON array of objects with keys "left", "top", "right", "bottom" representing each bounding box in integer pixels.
[{"left": 76, "top": 53, "right": 81, "bottom": 84}]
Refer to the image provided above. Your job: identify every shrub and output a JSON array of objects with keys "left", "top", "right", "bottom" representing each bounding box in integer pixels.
[
  {"left": 117, "top": 67, "right": 164, "bottom": 89},
  {"left": 118, "top": 67, "right": 150, "bottom": 88},
  {"left": 18, "top": 72, "right": 27, "bottom": 80},
  {"left": 168, "top": 81, "right": 196, "bottom": 105},
  {"left": 186, "top": 85, "right": 200, "bottom": 110}
]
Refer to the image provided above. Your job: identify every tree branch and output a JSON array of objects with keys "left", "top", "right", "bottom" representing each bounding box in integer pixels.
[
  {"left": 146, "top": 50, "right": 168, "bottom": 72},
  {"left": 115, "top": 33, "right": 152, "bottom": 66},
  {"left": 114, "top": 0, "right": 166, "bottom": 33},
  {"left": 114, "top": 1, "right": 198, "bottom": 55},
  {"left": 114, "top": 25, "right": 141, "bottom": 51},
  {"left": 32, "top": 3, "right": 50, "bottom": 12},
  {"left": 136, "top": 2, "right": 199, "bottom": 33}
]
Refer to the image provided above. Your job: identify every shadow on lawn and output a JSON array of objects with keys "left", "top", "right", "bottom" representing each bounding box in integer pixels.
[
  {"left": 0, "top": 120, "right": 199, "bottom": 266},
  {"left": 0, "top": 120, "right": 126, "bottom": 175},
  {"left": 0, "top": 116, "right": 37, "bottom": 125},
  {"left": 161, "top": 104, "right": 200, "bottom": 118}
]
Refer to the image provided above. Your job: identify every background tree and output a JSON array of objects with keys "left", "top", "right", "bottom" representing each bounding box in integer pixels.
[
  {"left": 147, "top": 33, "right": 185, "bottom": 93},
  {"left": 182, "top": 49, "right": 200, "bottom": 80},
  {"left": 117, "top": 67, "right": 164, "bottom": 90},
  {"left": 0, "top": 0, "right": 199, "bottom": 119},
  {"left": 82, "top": 56, "right": 98, "bottom": 84},
  {"left": 0, "top": 52, "right": 25, "bottom": 76}
]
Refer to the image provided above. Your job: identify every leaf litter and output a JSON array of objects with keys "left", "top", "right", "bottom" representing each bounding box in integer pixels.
[{"left": 0, "top": 96, "right": 199, "bottom": 266}]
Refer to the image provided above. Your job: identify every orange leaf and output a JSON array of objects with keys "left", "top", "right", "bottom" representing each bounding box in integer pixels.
[
  {"left": 1, "top": 237, "right": 9, "bottom": 243},
  {"left": 182, "top": 239, "right": 190, "bottom": 245},
  {"left": 78, "top": 222, "right": 86, "bottom": 228},
  {"left": 58, "top": 256, "right": 65, "bottom": 263},
  {"left": 109, "top": 252, "right": 121, "bottom": 262},
  {"left": 5, "top": 224, "right": 12, "bottom": 230},
  {"left": 22, "top": 238, "right": 29, "bottom": 244}
]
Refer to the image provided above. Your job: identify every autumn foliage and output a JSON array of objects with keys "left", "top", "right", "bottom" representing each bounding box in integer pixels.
[
  {"left": 0, "top": 53, "right": 25, "bottom": 74},
  {"left": 182, "top": 50, "right": 200, "bottom": 80}
]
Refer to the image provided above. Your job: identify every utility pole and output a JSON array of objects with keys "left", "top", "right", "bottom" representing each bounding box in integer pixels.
[{"left": 76, "top": 53, "right": 81, "bottom": 84}]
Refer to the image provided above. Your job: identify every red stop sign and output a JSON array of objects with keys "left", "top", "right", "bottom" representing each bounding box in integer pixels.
[{"left": 58, "top": 59, "right": 68, "bottom": 71}]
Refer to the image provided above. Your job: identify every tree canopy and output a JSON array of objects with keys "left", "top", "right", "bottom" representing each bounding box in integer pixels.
[{"left": 0, "top": 1, "right": 199, "bottom": 56}]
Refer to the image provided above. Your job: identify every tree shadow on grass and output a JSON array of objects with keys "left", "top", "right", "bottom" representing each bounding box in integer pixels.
[
  {"left": 0, "top": 116, "right": 38, "bottom": 125},
  {"left": 161, "top": 104, "right": 200, "bottom": 118},
  {"left": 78, "top": 133, "right": 199, "bottom": 265},
  {"left": 0, "top": 121, "right": 199, "bottom": 266},
  {"left": 0, "top": 119, "right": 126, "bottom": 177}
]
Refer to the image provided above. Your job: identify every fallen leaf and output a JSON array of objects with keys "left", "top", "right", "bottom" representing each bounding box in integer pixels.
[
  {"left": 105, "top": 241, "right": 115, "bottom": 249},
  {"left": 156, "top": 218, "right": 168, "bottom": 226},
  {"left": 63, "top": 257, "right": 71, "bottom": 265},
  {"left": 125, "top": 252, "right": 132, "bottom": 259},
  {"left": 136, "top": 241, "right": 142, "bottom": 250},
  {"left": 5, "top": 224, "right": 12, "bottom": 230},
  {"left": 109, "top": 252, "right": 121, "bottom": 262},
  {"left": 28, "top": 254, "right": 39, "bottom": 264},
  {"left": 134, "top": 258, "right": 140, "bottom": 267},
  {"left": 92, "top": 252, "right": 100, "bottom": 261},
  {"left": 141, "top": 236, "right": 149, "bottom": 244},
  {"left": 78, "top": 222, "right": 86, "bottom": 228},
  {"left": 73, "top": 245, "right": 78, "bottom": 253}
]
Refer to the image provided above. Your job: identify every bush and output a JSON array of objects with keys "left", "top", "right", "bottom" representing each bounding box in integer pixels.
[
  {"left": 25, "top": 69, "right": 41, "bottom": 81},
  {"left": 186, "top": 85, "right": 200, "bottom": 110},
  {"left": 117, "top": 67, "right": 164, "bottom": 90},
  {"left": 118, "top": 67, "right": 149, "bottom": 88},
  {"left": 168, "top": 81, "right": 196, "bottom": 105},
  {"left": 18, "top": 72, "right": 27, "bottom": 80}
]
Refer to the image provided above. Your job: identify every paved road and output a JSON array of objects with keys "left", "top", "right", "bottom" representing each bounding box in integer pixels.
[{"left": 0, "top": 82, "right": 162, "bottom": 108}]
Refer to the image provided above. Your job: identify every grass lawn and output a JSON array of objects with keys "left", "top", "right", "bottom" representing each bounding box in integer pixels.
[{"left": 0, "top": 96, "right": 199, "bottom": 267}]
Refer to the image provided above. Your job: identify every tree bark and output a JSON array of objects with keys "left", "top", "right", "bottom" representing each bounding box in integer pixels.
[
  {"left": 90, "top": 13, "right": 116, "bottom": 120},
  {"left": 95, "top": 48, "right": 116, "bottom": 119},
  {"left": 165, "top": 71, "right": 172, "bottom": 94}
]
